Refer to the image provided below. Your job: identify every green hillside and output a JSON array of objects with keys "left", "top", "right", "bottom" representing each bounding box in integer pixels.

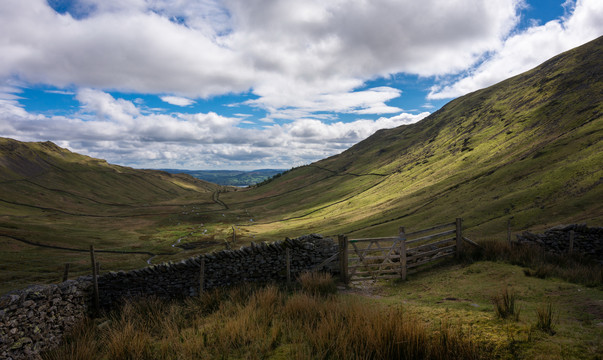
[
  {"left": 218, "top": 36, "right": 602, "bottom": 241},
  {"left": 1, "top": 37, "right": 601, "bottom": 293},
  {"left": 0, "top": 138, "right": 224, "bottom": 293}
]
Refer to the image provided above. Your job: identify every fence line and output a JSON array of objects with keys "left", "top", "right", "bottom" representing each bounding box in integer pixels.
[{"left": 339, "top": 218, "right": 472, "bottom": 284}]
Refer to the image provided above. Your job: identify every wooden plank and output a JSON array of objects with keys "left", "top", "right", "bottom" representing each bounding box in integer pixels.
[
  {"left": 407, "top": 251, "right": 455, "bottom": 268},
  {"left": 310, "top": 252, "right": 339, "bottom": 270},
  {"left": 346, "top": 254, "right": 401, "bottom": 260},
  {"left": 348, "top": 242, "right": 400, "bottom": 252},
  {"left": 349, "top": 263, "right": 401, "bottom": 270},
  {"left": 462, "top": 237, "right": 481, "bottom": 248},
  {"left": 405, "top": 222, "right": 456, "bottom": 238},
  {"left": 406, "top": 244, "right": 456, "bottom": 262},
  {"left": 348, "top": 244, "right": 402, "bottom": 256},
  {"left": 406, "top": 229, "right": 456, "bottom": 245},
  {"left": 339, "top": 235, "right": 349, "bottom": 285},
  {"left": 408, "top": 237, "right": 455, "bottom": 252},
  {"left": 348, "top": 236, "right": 398, "bottom": 243}
]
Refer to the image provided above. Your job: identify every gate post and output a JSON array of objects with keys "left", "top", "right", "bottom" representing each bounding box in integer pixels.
[
  {"left": 456, "top": 218, "right": 463, "bottom": 257},
  {"left": 338, "top": 235, "right": 349, "bottom": 285},
  {"left": 89, "top": 245, "right": 100, "bottom": 315},
  {"left": 399, "top": 226, "right": 407, "bottom": 281}
]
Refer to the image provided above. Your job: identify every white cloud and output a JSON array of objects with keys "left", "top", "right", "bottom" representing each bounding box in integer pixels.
[
  {"left": 160, "top": 96, "right": 196, "bottom": 107},
  {"left": 428, "top": 0, "right": 603, "bottom": 99},
  {"left": 1, "top": 0, "right": 600, "bottom": 169},
  {"left": 0, "top": 89, "right": 429, "bottom": 168},
  {"left": 0, "top": 0, "right": 523, "bottom": 118}
]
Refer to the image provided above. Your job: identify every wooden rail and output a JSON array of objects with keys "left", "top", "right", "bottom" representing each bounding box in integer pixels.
[{"left": 340, "top": 218, "right": 466, "bottom": 284}]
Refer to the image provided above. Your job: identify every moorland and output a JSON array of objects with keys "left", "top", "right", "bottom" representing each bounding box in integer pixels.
[{"left": 1, "top": 36, "right": 602, "bottom": 359}]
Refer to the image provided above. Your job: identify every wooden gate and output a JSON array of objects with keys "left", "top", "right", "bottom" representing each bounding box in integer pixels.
[{"left": 339, "top": 218, "right": 469, "bottom": 283}]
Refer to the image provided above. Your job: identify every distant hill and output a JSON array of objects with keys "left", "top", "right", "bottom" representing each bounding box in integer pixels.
[
  {"left": 220, "top": 36, "right": 603, "bottom": 239},
  {"left": 0, "top": 138, "right": 220, "bottom": 209},
  {"left": 159, "top": 169, "right": 285, "bottom": 186},
  {"left": 0, "top": 138, "right": 224, "bottom": 293}
]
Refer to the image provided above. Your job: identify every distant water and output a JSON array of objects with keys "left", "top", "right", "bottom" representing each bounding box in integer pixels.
[{"left": 153, "top": 168, "right": 287, "bottom": 186}]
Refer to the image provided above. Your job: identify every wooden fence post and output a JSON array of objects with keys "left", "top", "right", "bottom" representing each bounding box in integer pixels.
[
  {"left": 569, "top": 230, "right": 575, "bottom": 254},
  {"left": 199, "top": 256, "right": 205, "bottom": 296},
  {"left": 90, "top": 245, "right": 100, "bottom": 314},
  {"left": 338, "top": 235, "right": 348, "bottom": 285},
  {"left": 286, "top": 248, "right": 291, "bottom": 286},
  {"left": 399, "top": 226, "right": 407, "bottom": 281},
  {"left": 456, "top": 218, "right": 463, "bottom": 257},
  {"left": 62, "top": 263, "right": 70, "bottom": 282}
]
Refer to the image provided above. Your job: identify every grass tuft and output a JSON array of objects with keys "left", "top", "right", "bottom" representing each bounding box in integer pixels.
[
  {"left": 297, "top": 271, "right": 338, "bottom": 297},
  {"left": 492, "top": 287, "right": 521, "bottom": 321},
  {"left": 535, "top": 300, "right": 557, "bottom": 335}
]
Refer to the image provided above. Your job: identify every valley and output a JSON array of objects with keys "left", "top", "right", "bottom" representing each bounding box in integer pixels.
[{"left": 1, "top": 37, "right": 602, "bottom": 295}]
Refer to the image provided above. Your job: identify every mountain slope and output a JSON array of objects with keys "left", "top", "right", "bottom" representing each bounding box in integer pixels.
[
  {"left": 0, "top": 138, "right": 224, "bottom": 293},
  {"left": 0, "top": 138, "right": 219, "bottom": 208},
  {"left": 222, "top": 36, "right": 603, "bottom": 239}
]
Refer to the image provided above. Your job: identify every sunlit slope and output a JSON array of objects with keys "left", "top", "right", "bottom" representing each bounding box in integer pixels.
[
  {"left": 0, "top": 138, "right": 227, "bottom": 292},
  {"left": 0, "top": 138, "right": 219, "bottom": 213},
  {"left": 223, "top": 36, "right": 603, "bottom": 239},
  {"left": 0, "top": 137, "right": 222, "bottom": 256}
]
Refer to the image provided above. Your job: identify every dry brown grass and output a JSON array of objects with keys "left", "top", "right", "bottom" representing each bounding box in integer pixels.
[
  {"left": 42, "top": 278, "right": 490, "bottom": 360},
  {"left": 298, "top": 271, "right": 338, "bottom": 297}
]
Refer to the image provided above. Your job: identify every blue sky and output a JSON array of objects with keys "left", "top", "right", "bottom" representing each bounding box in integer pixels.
[{"left": 1, "top": 0, "right": 601, "bottom": 170}]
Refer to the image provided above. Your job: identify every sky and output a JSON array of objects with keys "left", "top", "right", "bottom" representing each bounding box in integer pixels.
[{"left": 0, "top": 0, "right": 602, "bottom": 170}]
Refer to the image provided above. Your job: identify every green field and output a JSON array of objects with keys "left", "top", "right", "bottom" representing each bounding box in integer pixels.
[{"left": 1, "top": 37, "right": 602, "bottom": 294}]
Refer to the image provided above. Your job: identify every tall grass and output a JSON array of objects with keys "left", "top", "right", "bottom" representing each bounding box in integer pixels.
[
  {"left": 491, "top": 287, "right": 521, "bottom": 321},
  {"left": 464, "top": 240, "right": 603, "bottom": 287},
  {"left": 42, "top": 278, "right": 490, "bottom": 360},
  {"left": 535, "top": 300, "right": 557, "bottom": 335},
  {"left": 298, "top": 271, "right": 338, "bottom": 297}
]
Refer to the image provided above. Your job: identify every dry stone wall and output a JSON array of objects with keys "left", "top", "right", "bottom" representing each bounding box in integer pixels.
[
  {"left": 0, "top": 234, "right": 338, "bottom": 359},
  {"left": 515, "top": 224, "right": 603, "bottom": 262},
  {"left": 0, "top": 279, "right": 92, "bottom": 360}
]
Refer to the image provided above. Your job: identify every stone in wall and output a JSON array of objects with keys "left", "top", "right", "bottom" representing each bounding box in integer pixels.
[
  {"left": 515, "top": 224, "right": 603, "bottom": 263},
  {"left": 0, "top": 279, "right": 92, "bottom": 360}
]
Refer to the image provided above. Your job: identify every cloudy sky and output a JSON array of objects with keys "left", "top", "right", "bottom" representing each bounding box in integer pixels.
[{"left": 1, "top": 0, "right": 602, "bottom": 170}]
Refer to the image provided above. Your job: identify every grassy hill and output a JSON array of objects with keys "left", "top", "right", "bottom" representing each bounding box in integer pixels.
[
  {"left": 0, "top": 138, "right": 226, "bottom": 293},
  {"left": 216, "top": 36, "right": 602, "bottom": 241},
  {"left": 1, "top": 37, "right": 602, "bottom": 294}
]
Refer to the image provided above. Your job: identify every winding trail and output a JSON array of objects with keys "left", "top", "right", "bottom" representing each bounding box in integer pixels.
[{"left": 212, "top": 191, "right": 229, "bottom": 210}]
